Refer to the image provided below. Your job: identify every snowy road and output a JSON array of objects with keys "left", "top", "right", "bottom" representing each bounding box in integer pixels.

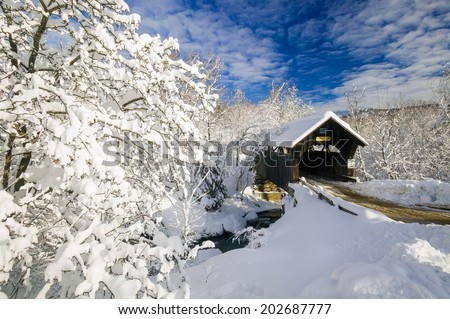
[{"left": 302, "top": 177, "right": 450, "bottom": 225}]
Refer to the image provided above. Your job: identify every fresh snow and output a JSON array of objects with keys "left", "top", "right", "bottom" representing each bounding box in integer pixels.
[
  {"left": 348, "top": 180, "right": 450, "bottom": 208},
  {"left": 163, "top": 186, "right": 280, "bottom": 243},
  {"left": 187, "top": 184, "right": 450, "bottom": 298},
  {"left": 203, "top": 187, "right": 280, "bottom": 236},
  {"left": 267, "top": 111, "right": 368, "bottom": 148}
]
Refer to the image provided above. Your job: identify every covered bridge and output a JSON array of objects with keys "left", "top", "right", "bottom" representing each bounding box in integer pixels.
[{"left": 256, "top": 111, "right": 368, "bottom": 187}]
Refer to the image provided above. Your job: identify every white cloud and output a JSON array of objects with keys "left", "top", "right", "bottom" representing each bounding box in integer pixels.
[
  {"left": 129, "top": 0, "right": 449, "bottom": 108},
  {"left": 318, "top": 0, "right": 450, "bottom": 110},
  {"left": 130, "top": 0, "right": 288, "bottom": 97}
]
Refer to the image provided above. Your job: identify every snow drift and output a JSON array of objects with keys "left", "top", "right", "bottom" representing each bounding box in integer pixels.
[{"left": 187, "top": 184, "right": 450, "bottom": 298}]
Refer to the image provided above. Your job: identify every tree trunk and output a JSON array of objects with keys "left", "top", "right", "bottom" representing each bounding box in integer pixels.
[
  {"left": 14, "top": 151, "right": 32, "bottom": 192},
  {"left": 2, "top": 133, "right": 16, "bottom": 189}
]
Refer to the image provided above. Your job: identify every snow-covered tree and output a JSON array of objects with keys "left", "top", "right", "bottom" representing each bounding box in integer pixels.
[
  {"left": 213, "top": 89, "right": 254, "bottom": 143},
  {"left": 0, "top": 0, "right": 216, "bottom": 298},
  {"left": 184, "top": 53, "right": 224, "bottom": 140},
  {"left": 211, "top": 90, "right": 258, "bottom": 194},
  {"left": 161, "top": 163, "right": 227, "bottom": 246},
  {"left": 433, "top": 63, "right": 450, "bottom": 127},
  {"left": 259, "top": 81, "right": 314, "bottom": 127},
  {"left": 211, "top": 82, "right": 314, "bottom": 194},
  {"left": 353, "top": 100, "right": 449, "bottom": 182},
  {"left": 344, "top": 85, "right": 372, "bottom": 181}
]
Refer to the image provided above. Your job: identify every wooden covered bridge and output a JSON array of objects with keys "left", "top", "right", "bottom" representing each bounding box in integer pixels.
[{"left": 255, "top": 111, "right": 368, "bottom": 188}]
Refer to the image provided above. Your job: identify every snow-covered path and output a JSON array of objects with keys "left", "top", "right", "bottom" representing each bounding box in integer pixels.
[
  {"left": 301, "top": 177, "right": 450, "bottom": 225},
  {"left": 187, "top": 184, "right": 450, "bottom": 298}
]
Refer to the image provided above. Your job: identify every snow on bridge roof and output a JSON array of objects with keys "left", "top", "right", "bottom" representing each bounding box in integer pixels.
[{"left": 266, "top": 111, "right": 369, "bottom": 148}]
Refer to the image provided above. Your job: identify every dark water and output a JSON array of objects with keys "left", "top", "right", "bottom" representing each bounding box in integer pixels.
[
  {"left": 204, "top": 233, "right": 250, "bottom": 253},
  {"left": 199, "top": 208, "right": 284, "bottom": 253}
]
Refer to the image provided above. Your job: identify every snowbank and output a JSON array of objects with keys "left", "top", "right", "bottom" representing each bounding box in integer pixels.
[
  {"left": 350, "top": 180, "right": 450, "bottom": 208},
  {"left": 187, "top": 184, "right": 450, "bottom": 298},
  {"left": 203, "top": 187, "right": 280, "bottom": 236}
]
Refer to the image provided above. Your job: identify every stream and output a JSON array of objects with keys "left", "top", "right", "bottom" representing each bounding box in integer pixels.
[{"left": 199, "top": 208, "right": 284, "bottom": 253}]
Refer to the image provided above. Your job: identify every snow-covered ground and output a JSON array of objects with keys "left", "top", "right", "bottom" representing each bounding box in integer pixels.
[
  {"left": 187, "top": 184, "right": 450, "bottom": 298},
  {"left": 348, "top": 180, "right": 450, "bottom": 208}
]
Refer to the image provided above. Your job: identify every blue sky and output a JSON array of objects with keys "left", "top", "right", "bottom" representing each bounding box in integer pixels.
[{"left": 128, "top": 0, "right": 450, "bottom": 110}]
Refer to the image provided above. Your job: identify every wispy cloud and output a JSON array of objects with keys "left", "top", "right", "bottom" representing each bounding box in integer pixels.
[
  {"left": 129, "top": 0, "right": 291, "bottom": 100},
  {"left": 129, "top": 0, "right": 449, "bottom": 109},
  {"left": 317, "top": 0, "right": 450, "bottom": 109}
]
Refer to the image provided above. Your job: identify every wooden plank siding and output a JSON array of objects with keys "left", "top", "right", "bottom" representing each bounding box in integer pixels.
[
  {"left": 257, "top": 115, "right": 367, "bottom": 187},
  {"left": 256, "top": 148, "right": 298, "bottom": 188}
]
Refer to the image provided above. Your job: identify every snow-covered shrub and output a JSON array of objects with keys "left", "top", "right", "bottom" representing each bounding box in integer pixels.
[{"left": 0, "top": 0, "right": 215, "bottom": 298}]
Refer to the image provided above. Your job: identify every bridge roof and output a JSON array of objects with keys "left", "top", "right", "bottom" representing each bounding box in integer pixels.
[{"left": 266, "top": 111, "right": 369, "bottom": 148}]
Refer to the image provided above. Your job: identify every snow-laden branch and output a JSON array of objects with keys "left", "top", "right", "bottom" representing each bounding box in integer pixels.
[{"left": 0, "top": 0, "right": 218, "bottom": 299}]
